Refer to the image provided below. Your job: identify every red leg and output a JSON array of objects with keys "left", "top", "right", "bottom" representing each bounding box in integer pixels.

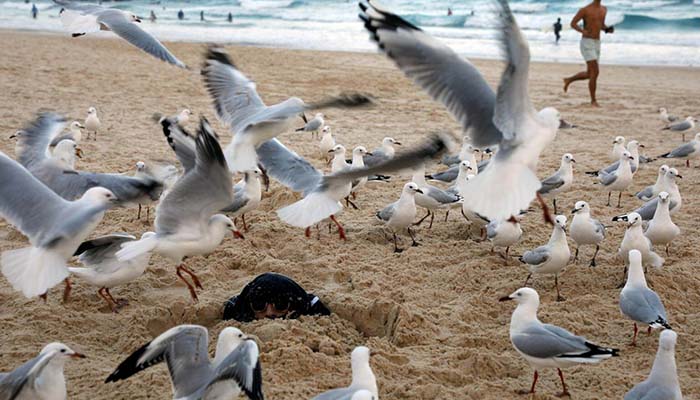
[
  {"left": 556, "top": 368, "right": 570, "bottom": 397},
  {"left": 518, "top": 370, "right": 538, "bottom": 395},
  {"left": 631, "top": 322, "right": 638, "bottom": 346},
  {"left": 233, "top": 230, "right": 245, "bottom": 239},
  {"left": 305, "top": 227, "right": 311, "bottom": 238},
  {"left": 329, "top": 215, "right": 346, "bottom": 240},
  {"left": 98, "top": 287, "right": 118, "bottom": 313},
  {"left": 62, "top": 278, "right": 72, "bottom": 303},
  {"left": 536, "top": 192, "right": 555, "bottom": 225},
  {"left": 176, "top": 265, "right": 199, "bottom": 302},
  {"left": 242, "top": 214, "right": 248, "bottom": 231},
  {"left": 179, "top": 265, "right": 202, "bottom": 289},
  {"left": 647, "top": 326, "right": 652, "bottom": 335}
]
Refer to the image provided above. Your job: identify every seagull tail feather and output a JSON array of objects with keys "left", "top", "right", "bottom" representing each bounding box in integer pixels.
[
  {"left": 1, "top": 247, "right": 69, "bottom": 298},
  {"left": 116, "top": 236, "right": 157, "bottom": 262},
  {"left": 277, "top": 192, "right": 342, "bottom": 228}
]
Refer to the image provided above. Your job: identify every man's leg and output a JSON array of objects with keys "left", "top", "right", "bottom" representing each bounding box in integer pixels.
[
  {"left": 588, "top": 60, "right": 600, "bottom": 107},
  {"left": 563, "top": 67, "right": 589, "bottom": 93}
]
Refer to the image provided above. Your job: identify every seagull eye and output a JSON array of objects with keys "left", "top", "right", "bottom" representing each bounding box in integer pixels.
[
  {"left": 238, "top": 333, "right": 242, "bottom": 338},
  {"left": 60, "top": 349, "right": 66, "bottom": 353}
]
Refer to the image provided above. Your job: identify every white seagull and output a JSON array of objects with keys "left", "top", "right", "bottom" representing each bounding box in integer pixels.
[
  {"left": 537, "top": 153, "right": 575, "bottom": 214},
  {"left": 311, "top": 346, "right": 378, "bottom": 400},
  {"left": 659, "top": 132, "right": 700, "bottom": 168},
  {"left": 570, "top": 201, "right": 606, "bottom": 267},
  {"left": 635, "top": 165, "right": 669, "bottom": 201},
  {"left": 520, "top": 215, "right": 570, "bottom": 301},
  {"left": 222, "top": 169, "right": 263, "bottom": 234},
  {"left": 500, "top": 287, "right": 618, "bottom": 397},
  {"left": 644, "top": 192, "right": 680, "bottom": 256},
  {"left": 55, "top": 0, "right": 187, "bottom": 68},
  {"left": 297, "top": 112, "right": 325, "bottom": 139},
  {"left": 411, "top": 163, "right": 462, "bottom": 229},
  {"left": 616, "top": 212, "right": 665, "bottom": 274},
  {"left": 486, "top": 216, "right": 523, "bottom": 263},
  {"left": 376, "top": 182, "right": 423, "bottom": 253},
  {"left": 658, "top": 107, "right": 678, "bottom": 124},
  {"left": 624, "top": 330, "right": 682, "bottom": 400},
  {"left": 617, "top": 168, "right": 682, "bottom": 221},
  {"left": 599, "top": 150, "right": 634, "bottom": 207},
  {"left": 610, "top": 136, "right": 626, "bottom": 161},
  {"left": 662, "top": 116, "right": 697, "bottom": 141},
  {"left": 319, "top": 126, "right": 336, "bottom": 160},
  {"left": 361, "top": 0, "right": 561, "bottom": 222},
  {"left": 84, "top": 106, "right": 101, "bottom": 140}
]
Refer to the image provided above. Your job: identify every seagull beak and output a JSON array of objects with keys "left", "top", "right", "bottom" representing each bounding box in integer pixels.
[
  {"left": 75, "top": 147, "right": 84, "bottom": 158},
  {"left": 232, "top": 229, "right": 245, "bottom": 240},
  {"left": 365, "top": 152, "right": 373, "bottom": 156},
  {"left": 639, "top": 144, "right": 645, "bottom": 148},
  {"left": 9, "top": 134, "right": 16, "bottom": 139},
  {"left": 78, "top": 123, "right": 85, "bottom": 129},
  {"left": 571, "top": 159, "right": 576, "bottom": 163},
  {"left": 571, "top": 208, "right": 578, "bottom": 214},
  {"left": 71, "top": 352, "right": 86, "bottom": 359},
  {"left": 676, "top": 174, "right": 683, "bottom": 179},
  {"left": 135, "top": 17, "right": 142, "bottom": 23},
  {"left": 498, "top": 295, "right": 512, "bottom": 302},
  {"left": 299, "top": 112, "right": 308, "bottom": 123},
  {"left": 394, "top": 141, "right": 402, "bottom": 146},
  {"left": 328, "top": 149, "right": 335, "bottom": 153},
  {"left": 415, "top": 188, "right": 424, "bottom": 194}
]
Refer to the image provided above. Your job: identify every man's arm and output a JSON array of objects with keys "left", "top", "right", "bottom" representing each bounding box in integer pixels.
[
  {"left": 602, "top": 7, "right": 614, "bottom": 33},
  {"left": 570, "top": 8, "right": 586, "bottom": 34}
]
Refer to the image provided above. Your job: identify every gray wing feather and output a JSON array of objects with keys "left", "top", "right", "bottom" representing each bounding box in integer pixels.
[
  {"left": 428, "top": 165, "right": 458, "bottom": 182},
  {"left": 302, "top": 119, "right": 323, "bottom": 132},
  {"left": 75, "top": 234, "right": 136, "bottom": 264},
  {"left": 377, "top": 202, "right": 396, "bottom": 222},
  {"left": 16, "top": 113, "right": 66, "bottom": 169},
  {"left": 521, "top": 246, "right": 550, "bottom": 266},
  {"left": 667, "top": 120, "right": 691, "bottom": 131},
  {"left": 363, "top": 150, "right": 390, "bottom": 168},
  {"left": 492, "top": 0, "right": 536, "bottom": 141},
  {"left": 359, "top": 1, "right": 502, "bottom": 147},
  {"left": 635, "top": 185, "right": 654, "bottom": 201},
  {"left": 159, "top": 117, "right": 196, "bottom": 172},
  {"left": 620, "top": 287, "right": 667, "bottom": 324},
  {"left": 312, "top": 388, "right": 358, "bottom": 400},
  {"left": 634, "top": 199, "right": 658, "bottom": 221},
  {"left": 221, "top": 190, "right": 249, "bottom": 214},
  {"left": 98, "top": 10, "right": 186, "bottom": 68},
  {"left": 666, "top": 142, "right": 696, "bottom": 158},
  {"left": 426, "top": 187, "right": 460, "bottom": 204},
  {"left": 512, "top": 323, "right": 588, "bottom": 359},
  {"left": 624, "top": 383, "right": 677, "bottom": 400},
  {"left": 598, "top": 170, "right": 618, "bottom": 187},
  {"left": 538, "top": 172, "right": 564, "bottom": 194},
  {"left": 600, "top": 160, "right": 619, "bottom": 175},
  {"left": 210, "top": 340, "right": 263, "bottom": 400},
  {"left": 486, "top": 220, "right": 498, "bottom": 239},
  {"left": 49, "top": 133, "right": 75, "bottom": 147},
  {"left": 0, "top": 351, "right": 56, "bottom": 400},
  {"left": 256, "top": 139, "right": 322, "bottom": 196},
  {"left": 155, "top": 119, "right": 233, "bottom": 236},
  {"left": 593, "top": 219, "right": 606, "bottom": 238}
]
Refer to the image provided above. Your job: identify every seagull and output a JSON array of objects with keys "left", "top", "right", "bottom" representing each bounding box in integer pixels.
[
  {"left": 500, "top": 287, "right": 618, "bottom": 397},
  {"left": 84, "top": 106, "right": 101, "bottom": 141},
  {"left": 616, "top": 168, "right": 682, "bottom": 221},
  {"left": 658, "top": 107, "right": 679, "bottom": 124},
  {"left": 0, "top": 151, "right": 117, "bottom": 298},
  {"left": 624, "top": 330, "right": 682, "bottom": 400},
  {"left": 54, "top": 0, "right": 187, "bottom": 68},
  {"left": 260, "top": 134, "right": 448, "bottom": 241},
  {"left": 349, "top": 390, "right": 376, "bottom": 400},
  {"left": 0, "top": 342, "right": 86, "bottom": 399},
  {"left": 202, "top": 46, "right": 372, "bottom": 173},
  {"left": 50, "top": 120, "right": 85, "bottom": 147},
  {"left": 311, "top": 346, "right": 378, "bottom": 400},
  {"left": 589, "top": 140, "right": 644, "bottom": 177},
  {"left": 411, "top": 164, "right": 462, "bottom": 229},
  {"left": 570, "top": 201, "right": 605, "bottom": 267},
  {"left": 441, "top": 138, "right": 480, "bottom": 168},
  {"left": 133, "top": 161, "right": 179, "bottom": 221},
  {"left": 116, "top": 118, "right": 236, "bottom": 302},
  {"left": 296, "top": 112, "right": 325, "bottom": 139},
  {"left": 599, "top": 150, "right": 634, "bottom": 208},
  {"left": 319, "top": 125, "right": 336, "bottom": 160},
  {"left": 610, "top": 136, "right": 626, "bottom": 162},
  {"left": 363, "top": 137, "right": 401, "bottom": 167},
  {"left": 558, "top": 119, "right": 577, "bottom": 129},
  {"left": 659, "top": 132, "right": 700, "bottom": 167},
  {"left": 616, "top": 212, "right": 665, "bottom": 274},
  {"left": 376, "top": 182, "right": 423, "bottom": 253},
  {"left": 176, "top": 109, "right": 192, "bottom": 125},
  {"left": 360, "top": 0, "right": 561, "bottom": 223},
  {"left": 537, "top": 153, "right": 575, "bottom": 214},
  {"left": 620, "top": 250, "right": 671, "bottom": 346},
  {"left": 67, "top": 233, "right": 153, "bottom": 312},
  {"left": 520, "top": 215, "right": 570, "bottom": 301},
  {"left": 327, "top": 143, "right": 355, "bottom": 213},
  {"left": 15, "top": 113, "right": 162, "bottom": 204},
  {"left": 51, "top": 139, "right": 83, "bottom": 170},
  {"left": 644, "top": 192, "right": 680, "bottom": 256},
  {"left": 222, "top": 169, "right": 263, "bottom": 234},
  {"left": 458, "top": 173, "right": 489, "bottom": 240},
  {"left": 105, "top": 325, "right": 263, "bottom": 400},
  {"left": 446, "top": 160, "right": 475, "bottom": 196},
  {"left": 635, "top": 165, "right": 669, "bottom": 201},
  {"left": 662, "top": 116, "right": 697, "bottom": 141},
  {"left": 486, "top": 216, "right": 523, "bottom": 263},
  {"left": 349, "top": 146, "right": 372, "bottom": 201}
]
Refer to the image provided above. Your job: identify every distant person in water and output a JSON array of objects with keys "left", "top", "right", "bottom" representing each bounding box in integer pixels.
[
  {"left": 149, "top": 10, "right": 157, "bottom": 23},
  {"left": 200, "top": 10, "right": 204, "bottom": 21},
  {"left": 553, "top": 17, "right": 562, "bottom": 44},
  {"left": 447, "top": 7, "right": 453, "bottom": 16},
  {"left": 31, "top": 3, "right": 38, "bottom": 19},
  {"left": 228, "top": 12, "right": 233, "bottom": 23},
  {"left": 177, "top": 9, "right": 184, "bottom": 20},
  {"left": 563, "top": 0, "right": 614, "bottom": 107}
]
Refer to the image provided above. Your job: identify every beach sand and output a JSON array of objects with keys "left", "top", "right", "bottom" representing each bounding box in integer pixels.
[{"left": 0, "top": 30, "right": 699, "bottom": 399}]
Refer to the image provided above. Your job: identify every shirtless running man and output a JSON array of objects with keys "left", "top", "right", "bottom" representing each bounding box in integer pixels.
[{"left": 562, "top": 0, "right": 614, "bottom": 107}]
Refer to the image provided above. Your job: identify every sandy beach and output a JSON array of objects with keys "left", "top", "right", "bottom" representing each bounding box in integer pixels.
[{"left": 0, "top": 30, "right": 699, "bottom": 399}]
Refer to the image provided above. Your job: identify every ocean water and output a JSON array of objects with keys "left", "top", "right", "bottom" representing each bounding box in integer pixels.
[{"left": 1, "top": 0, "right": 699, "bottom": 66}]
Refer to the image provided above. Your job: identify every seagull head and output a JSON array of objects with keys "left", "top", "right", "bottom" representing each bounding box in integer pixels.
[
  {"left": 627, "top": 140, "right": 643, "bottom": 150},
  {"left": 87, "top": 107, "right": 97, "bottom": 116},
  {"left": 211, "top": 215, "right": 238, "bottom": 235},
  {"left": 70, "top": 121, "right": 85, "bottom": 131},
  {"left": 9, "top": 130, "right": 24, "bottom": 140},
  {"left": 499, "top": 287, "right": 539, "bottom": 306},
  {"left": 562, "top": 153, "right": 575, "bottom": 165},
  {"left": 135, "top": 161, "right": 146, "bottom": 172},
  {"left": 353, "top": 146, "right": 370, "bottom": 157},
  {"left": 245, "top": 168, "right": 263, "bottom": 181},
  {"left": 459, "top": 160, "right": 473, "bottom": 173},
  {"left": 554, "top": 215, "right": 567, "bottom": 232},
  {"left": 53, "top": 139, "right": 81, "bottom": 161},
  {"left": 571, "top": 200, "right": 589, "bottom": 214},
  {"left": 658, "top": 107, "right": 667, "bottom": 114},
  {"left": 42, "top": 343, "right": 86, "bottom": 360},
  {"left": 404, "top": 182, "right": 423, "bottom": 195},
  {"left": 127, "top": 12, "right": 142, "bottom": 23},
  {"left": 315, "top": 112, "right": 325, "bottom": 120},
  {"left": 351, "top": 346, "right": 371, "bottom": 367},
  {"left": 658, "top": 329, "right": 677, "bottom": 352},
  {"left": 625, "top": 212, "right": 642, "bottom": 228},
  {"left": 659, "top": 164, "right": 669, "bottom": 175},
  {"left": 83, "top": 187, "right": 118, "bottom": 205},
  {"left": 538, "top": 107, "right": 561, "bottom": 131},
  {"left": 694, "top": 132, "right": 700, "bottom": 142},
  {"left": 329, "top": 144, "right": 346, "bottom": 156},
  {"left": 613, "top": 136, "right": 625, "bottom": 145},
  {"left": 667, "top": 168, "right": 682, "bottom": 180},
  {"left": 383, "top": 137, "right": 401, "bottom": 146},
  {"left": 658, "top": 191, "right": 670, "bottom": 203},
  {"left": 322, "top": 125, "right": 332, "bottom": 135},
  {"left": 620, "top": 150, "right": 633, "bottom": 162}
]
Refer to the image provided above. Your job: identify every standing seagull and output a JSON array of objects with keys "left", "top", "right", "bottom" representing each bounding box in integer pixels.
[
  {"left": 500, "top": 287, "right": 618, "bottom": 397},
  {"left": 658, "top": 107, "right": 678, "bottom": 124},
  {"left": 620, "top": 250, "right": 671, "bottom": 346},
  {"left": 202, "top": 46, "right": 371, "bottom": 173},
  {"left": 50, "top": 120, "right": 85, "bottom": 147},
  {"left": 486, "top": 216, "right": 523, "bottom": 263},
  {"left": 617, "top": 168, "right": 682, "bottom": 222},
  {"left": 570, "top": 201, "right": 605, "bottom": 267},
  {"left": 106, "top": 325, "right": 263, "bottom": 400},
  {"left": 377, "top": 182, "right": 423, "bottom": 253},
  {"left": 599, "top": 150, "right": 634, "bottom": 208},
  {"left": 662, "top": 116, "right": 697, "bottom": 142},
  {"left": 116, "top": 119, "right": 236, "bottom": 302},
  {"left": 635, "top": 165, "right": 669, "bottom": 201},
  {"left": 0, "top": 152, "right": 117, "bottom": 298},
  {"left": 222, "top": 169, "right": 263, "bottom": 233},
  {"left": 412, "top": 164, "right": 462, "bottom": 229},
  {"left": 659, "top": 132, "right": 700, "bottom": 168},
  {"left": 520, "top": 215, "right": 570, "bottom": 301},
  {"left": 67, "top": 233, "right": 154, "bottom": 312},
  {"left": 360, "top": 0, "right": 561, "bottom": 222},
  {"left": 311, "top": 346, "right": 378, "bottom": 400},
  {"left": 616, "top": 212, "right": 665, "bottom": 272},
  {"left": 589, "top": 140, "right": 644, "bottom": 176},
  {"left": 54, "top": 0, "right": 187, "bottom": 68},
  {"left": 644, "top": 192, "right": 680, "bottom": 256},
  {"left": 297, "top": 112, "right": 325, "bottom": 139},
  {"left": 84, "top": 107, "right": 101, "bottom": 141},
  {"left": 610, "top": 136, "right": 626, "bottom": 161},
  {"left": 363, "top": 137, "right": 401, "bottom": 167},
  {"left": 625, "top": 330, "right": 682, "bottom": 400},
  {"left": 0, "top": 343, "right": 86, "bottom": 399},
  {"left": 349, "top": 146, "right": 372, "bottom": 201},
  {"left": 537, "top": 153, "right": 575, "bottom": 214},
  {"left": 319, "top": 126, "right": 336, "bottom": 160}
]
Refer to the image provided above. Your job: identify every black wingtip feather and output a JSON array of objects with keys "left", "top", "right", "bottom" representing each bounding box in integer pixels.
[
  {"left": 204, "top": 45, "right": 237, "bottom": 69},
  {"left": 195, "top": 117, "right": 226, "bottom": 168},
  {"left": 105, "top": 340, "right": 157, "bottom": 383},
  {"left": 242, "top": 360, "right": 265, "bottom": 400}
]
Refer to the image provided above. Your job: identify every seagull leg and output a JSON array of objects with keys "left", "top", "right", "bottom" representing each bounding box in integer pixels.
[
  {"left": 330, "top": 215, "right": 346, "bottom": 240},
  {"left": 428, "top": 211, "right": 435, "bottom": 229},
  {"left": 408, "top": 227, "right": 420, "bottom": 247},
  {"left": 573, "top": 246, "right": 579, "bottom": 263},
  {"left": 176, "top": 265, "right": 199, "bottom": 302},
  {"left": 523, "top": 274, "right": 532, "bottom": 287},
  {"left": 606, "top": 192, "right": 611, "bottom": 207},
  {"left": 242, "top": 214, "right": 249, "bottom": 232},
  {"left": 553, "top": 198, "right": 558, "bottom": 215},
  {"left": 98, "top": 287, "right": 119, "bottom": 313},
  {"left": 631, "top": 323, "right": 638, "bottom": 346},
  {"left": 589, "top": 245, "right": 600, "bottom": 267},
  {"left": 617, "top": 192, "right": 622, "bottom": 208},
  {"left": 517, "top": 370, "right": 538, "bottom": 395},
  {"left": 392, "top": 232, "right": 403, "bottom": 253},
  {"left": 105, "top": 288, "right": 129, "bottom": 310},
  {"left": 39, "top": 293, "right": 48, "bottom": 303},
  {"left": 414, "top": 210, "right": 431, "bottom": 226},
  {"left": 686, "top": 159, "right": 690, "bottom": 168},
  {"left": 444, "top": 210, "right": 449, "bottom": 222},
  {"left": 146, "top": 206, "right": 150, "bottom": 221},
  {"left": 555, "top": 275, "right": 566, "bottom": 302},
  {"left": 137, "top": 204, "right": 142, "bottom": 220},
  {"left": 665, "top": 243, "right": 670, "bottom": 256},
  {"left": 62, "top": 278, "right": 72, "bottom": 303},
  {"left": 556, "top": 369, "right": 571, "bottom": 397},
  {"left": 345, "top": 197, "right": 359, "bottom": 210},
  {"left": 305, "top": 227, "right": 311, "bottom": 238},
  {"left": 647, "top": 326, "right": 652, "bottom": 335},
  {"left": 179, "top": 265, "right": 203, "bottom": 289},
  {"left": 536, "top": 192, "right": 554, "bottom": 225}
]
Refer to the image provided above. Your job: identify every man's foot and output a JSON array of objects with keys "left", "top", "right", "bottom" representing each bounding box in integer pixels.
[
  {"left": 590, "top": 101, "right": 600, "bottom": 108},
  {"left": 563, "top": 78, "right": 571, "bottom": 93}
]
